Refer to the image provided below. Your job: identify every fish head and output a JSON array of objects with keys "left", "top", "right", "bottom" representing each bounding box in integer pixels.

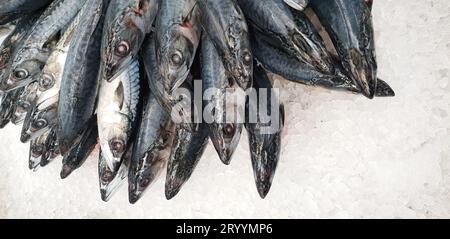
[
  {"left": 98, "top": 121, "right": 130, "bottom": 172},
  {"left": 102, "top": 3, "right": 154, "bottom": 83},
  {"left": 232, "top": 47, "right": 253, "bottom": 89},
  {"left": 158, "top": 33, "right": 196, "bottom": 94},
  {"left": 247, "top": 128, "right": 282, "bottom": 198},
  {"left": 128, "top": 150, "right": 166, "bottom": 204},
  {"left": 5, "top": 59, "right": 42, "bottom": 91},
  {"left": 38, "top": 72, "right": 57, "bottom": 92},
  {"left": 209, "top": 122, "right": 243, "bottom": 165},
  {"left": 99, "top": 146, "right": 130, "bottom": 202}
]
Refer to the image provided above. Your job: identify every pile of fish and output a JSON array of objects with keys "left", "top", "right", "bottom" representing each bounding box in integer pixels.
[{"left": 0, "top": 0, "right": 394, "bottom": 203}]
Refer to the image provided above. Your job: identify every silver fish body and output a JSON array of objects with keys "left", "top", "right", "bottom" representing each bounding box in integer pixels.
[
  {"left": 57, "top": 0, "right": 106, "bottom": 155},
  {"left": 198, "top": 0, "right": 253, "bottom": 89},
  {"left": 201, "top": 35, "right": 243, "bottom": 165},
  {"left": 97, "top": 59, "right": 140, "bottom": 173},
  {"left": 100, "top": 0, "right": 159, "bottom": 82}
]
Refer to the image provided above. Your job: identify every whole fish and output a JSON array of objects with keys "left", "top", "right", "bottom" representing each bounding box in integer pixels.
[
  {"left": 100, "top": 0, "right": 159, "bottom": 82},
  {"left": 61, "top": 119, "right": 98, "bottom": 179},
  {"left": 1, "top": 14, "right": 40, "bottom": 77},
  {"left": 99, "top": 142, "right": 132, "bottom": 202},
  {"left": 309, "top": 0, "right": 379, "bottom": 98},
  {"left": 284, "top": 0, "right": 309, "bottom": 11},
  {"left": 198, "top": 0, "right": 252, "bottom": 89},
  {"left": 201, "top": 35, "right": 243, "bottom": 165},
  {"left": 3, "top": 0, "right": 87, "bottom": 92},
  {"left": 21, "top": 10, "right": 80, "bottom": 143},
  {"left": 154, "top": 0, "right": 201, "bottom": 110},
  {"left": 237, "top": 0, "right": 335, "bottom": 75},
  {"left": 165, "top": 123, "right": 209, "bottom": 200},
  {"left": 252, "top": 29, "right": 359, "bottom": 92},
  {"left": 0, "top": 0, "right": 53, "bottom": 25},
  {"left": 11, "top": 82, "right": 38, "bottom": 124},
  {"left": 97, "top": 59, "right": 140, "bottom": 173},
  {"left": 57, "top": 0, "right": 106, "bottom": 155},
  {"left": 246, "top": 63, "right": 284, "bottom": 198},
  {"left": 128, "top": 93, "right": 173, "bottom": 204}
]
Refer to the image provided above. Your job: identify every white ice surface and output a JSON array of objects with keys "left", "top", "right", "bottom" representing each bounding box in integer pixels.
[{"left": 1, "top": 0, "right": 450, "bottom": 218}]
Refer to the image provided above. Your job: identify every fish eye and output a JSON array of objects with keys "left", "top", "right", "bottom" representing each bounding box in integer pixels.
[
  {"left": 109, "top": 138, "right": 125, "bottom": 154},
  {"left": 140, "top": 178, "right": 150, "bottom": 188},
  {"left": 32, "top": 145, "right": 44, "bottom": 154},
  {"left": 39, "top": 74, "right": 55, "bottom": 90},
  {"left": 20, "top": 101, "right": 31, "bottom": 110},
  {"left": 32, "top": 119, "right": 48, "bottom": 129},
  {"left": 13, "top": 68, "right": 29, "bottom": 80},
  {"left": 115, "top": 41, "right": 130, "bottom": 57},
  {"left": 170, "top": 51, "right": 183, "bottom": 66},
  {"left": 223, "top": 124, "right": 236, "bottom": 136},
  {"left": 242, "top": 51, "right": 252, "bottom": 65},
  {"left": 102, "top": 171, "right": 114, "bottom": 182}
]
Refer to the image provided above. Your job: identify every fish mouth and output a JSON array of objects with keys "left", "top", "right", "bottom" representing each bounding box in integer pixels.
[
  {"left": 60, "top": 164, "right": 75, "bottom": 179},
  {"left": 348, "top": 49, "right": 377, "bottom": 99}
]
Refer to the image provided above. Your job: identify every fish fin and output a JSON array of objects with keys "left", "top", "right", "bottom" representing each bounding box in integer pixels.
[{"left": 375, "top": 78, "right": 395, "bottom": 97}]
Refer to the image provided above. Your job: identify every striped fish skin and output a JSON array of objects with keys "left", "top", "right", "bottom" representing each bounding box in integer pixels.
[{"left": 57, "top": 0, "right": 107, "bottom": 155}]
